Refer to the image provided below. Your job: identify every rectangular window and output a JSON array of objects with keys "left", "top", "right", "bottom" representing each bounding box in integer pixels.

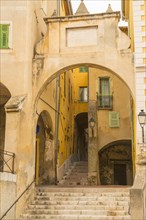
[
  {"left": 79, "top": 67, "right": 88, "bottom": 72},
  {"left": 100, "top": 78, "right": 110, "bottom": 96},
  {"left": 0, "top": 24, "right": 9, "bottom": 49},
  {"left": 79, "top": 87, "right": 88, "bottom": 102},
  {"left": 97, "top": 77, "right": 113, "bottom": 109}
]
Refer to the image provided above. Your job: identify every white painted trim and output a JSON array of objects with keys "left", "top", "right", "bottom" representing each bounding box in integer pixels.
[{"left": 0, "top": 172, "right": 17, "bottom": 182}]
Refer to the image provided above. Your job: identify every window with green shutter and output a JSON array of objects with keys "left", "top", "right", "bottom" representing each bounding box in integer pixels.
[
  {"left": 79, "top": 67, "right": 88, "bottom": 72},
  {"left": 109, "top": 111, "right": 120, "bottom": 128},
  {"left": 0, "top": 24, "right": 9, "bottom": 49}
]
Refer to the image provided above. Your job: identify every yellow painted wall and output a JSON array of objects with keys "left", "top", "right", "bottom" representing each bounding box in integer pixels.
[
  {"left": 72, "top": 68, "right": 88, "bottom": 116},
  {"left": 89, "top": 67, "right": 132, "bottom": 149},
  {"left": 58, "top": 70, "right": 73, "bottom": 166},
  {"left": 58, "top": 67, "right": 88, "bottom": 167}
]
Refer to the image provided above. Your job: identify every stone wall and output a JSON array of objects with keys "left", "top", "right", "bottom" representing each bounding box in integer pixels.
[
  {"left": 0, "top": 173, "right": 16, "bottom": 219},
  {"left": 99, "top": 142, "right": 133, "bottom": 185}
]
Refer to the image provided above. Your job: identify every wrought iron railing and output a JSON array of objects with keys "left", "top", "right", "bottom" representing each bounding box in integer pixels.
[
  {"left": 0, "top": 150, "right": 15, "bottom": 173},
  {"left": 97, "top": 94, "right": 113, "bottom": 109}
]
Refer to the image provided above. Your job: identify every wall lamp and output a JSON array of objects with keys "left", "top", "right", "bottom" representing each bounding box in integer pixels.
[
  {"left": 138, "top": 110, "right": 146, "bottom": 143},
  {"left": 89, "top": 117, "right": 95, "bottom": 137}
]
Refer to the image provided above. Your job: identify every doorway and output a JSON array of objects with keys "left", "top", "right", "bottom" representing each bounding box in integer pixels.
[
  {"left": 36, "top": 110, "right": 54, "bottom": 185},
  {"left": 114, "top": 164, "right": 127, "bottom": 185},
  {"left": 75, "top": 113, "right": 88, "bottom": 161}
]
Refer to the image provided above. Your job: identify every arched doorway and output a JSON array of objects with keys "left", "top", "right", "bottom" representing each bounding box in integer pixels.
[
  {"left": 99, "top": 140, "right": 133, "bottom": 185},
  {"left": 34, "top": 64, "right": 135, "bottom": 185},
  {"left": 75, "top": 112, "right": 88, "bottom": 161},
  {"left": 0, "top": 83, "right": 11, "bottom": 171},
  {"left": 36, "top": 110, "right": 54, "bottom": 185}
]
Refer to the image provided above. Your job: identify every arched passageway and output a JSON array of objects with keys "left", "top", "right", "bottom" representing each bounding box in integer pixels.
[
  {"left": 35, "top": 110, "right": 54, "bottom": 185},
  {"left": 99, "top": 140, "right": 133, "bottom": 185},
  {"left": 75, "top": 112, "right": 88, "bottom": 161},
  {"left": 34, "top": 64, "right": 135, "bottom": 185},
  {"left": 0, "top": 83, "right": 11, "bottom": 171}
]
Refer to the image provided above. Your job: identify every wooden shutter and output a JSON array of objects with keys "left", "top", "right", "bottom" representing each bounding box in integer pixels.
[
  {"left": 79, "top": 67, "right": 88, "bottom": 72},
  {"left": 0, "top": 24, "right": 9, "bottom": 49},
  {"left": 109, "top": 111, "right": 120, "bottom": 128}
]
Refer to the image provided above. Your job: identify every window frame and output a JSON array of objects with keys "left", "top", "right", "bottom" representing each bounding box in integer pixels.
[
  {"left": 79, "top": 86, "right": 88, "bottom": 102},
  {"left": 0, "top": 21, "right": 12, "bottom": 50},
  {"left": 97, "top": 77, "right": 113, "bottom": 109},
  {"left": 79, "top": 67, "right": 88, "bottom": 73}
]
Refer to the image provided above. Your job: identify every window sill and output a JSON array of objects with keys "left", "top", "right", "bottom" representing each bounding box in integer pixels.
[
  {"left": 97, "top": 107, "right": 113, "bottom": 110},
  {"left": 0, "top": 48, "right": 13, "bottom": 53}
]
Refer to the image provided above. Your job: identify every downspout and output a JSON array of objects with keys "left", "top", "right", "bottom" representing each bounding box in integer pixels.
[{"left": 55, "top": 76, "right": 60, "bottom": 184}]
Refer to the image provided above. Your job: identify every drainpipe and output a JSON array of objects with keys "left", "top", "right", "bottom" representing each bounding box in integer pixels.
[
  {"left": 58, "top": 0, "right": 60, "bottom": 16},
  {"left": 55, "top": 76, "right": 60, "bottom": 184}
]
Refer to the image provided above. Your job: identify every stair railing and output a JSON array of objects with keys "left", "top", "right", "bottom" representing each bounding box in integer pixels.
[
  {"left": 0, "top": 179, "right": 35, "bottom": 220},
  {"left": 0, "top": 150, "right": 15, "bottom": 173}
]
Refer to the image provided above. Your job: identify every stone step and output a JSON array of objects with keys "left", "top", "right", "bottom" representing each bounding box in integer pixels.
[
  {"left": 23, "top": 209, "right": 129, "bottom": 215},
  {"left": 31, "top": 200, "right": 129, "bottom": 206},
  {"left": 57, "top": 181, "right": 87, "bottom": 186},
  {"left": 63, "top": 173, "right": 88, "bottom": 177},
  {"left": 36, "top": 192, "right": 130, "bottom": 197},
  {"left": 20, "top": 161, "right": 131, "bottom": 220},
  {"left": 28, "top": 204, "right": 129, "bottom": 211},
  {"left": 35, "top": 193, "right": 129, "bottom": 202},
  {"left": 71, "top": 168, "right": 88, "bottom": 172},
  {"left": 21, "top": 214, "right": 131, "bottom": 220},
  {"left": 62, "top": 176, "right": 88, "bottom": 181},
  {"left": 37, "top": 187, "right": 130, "bottom": 193}
]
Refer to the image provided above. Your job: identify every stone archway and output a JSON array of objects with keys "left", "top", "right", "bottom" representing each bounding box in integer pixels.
[
  {"left": 0, "top": 82, "right": 11, "bottom": 151},
  {"left": 0, "top": 83, "right": 11, "bottom": 171},
  {"left": 33, "top": 63, "right": 135, "bottom": 186},
  {"left": 75, "top": 112, "right": 88, "bottom": 161},
  {"left": 36, "top": 110, "right": 54, "bottom": 185},
  {"left": 99, "top": 140, "right": 133, "bottom": 185}
]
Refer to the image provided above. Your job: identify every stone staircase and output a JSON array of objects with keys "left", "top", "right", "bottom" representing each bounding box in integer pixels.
[
  {"left": 20, "top": 161, "right": 131, "bottom": 220},
  {"left": 20, "top": 187, "right": 131, "bottom": 220},
  {"left": 58, "top": 161, "right": 88, "bottom": 186}
]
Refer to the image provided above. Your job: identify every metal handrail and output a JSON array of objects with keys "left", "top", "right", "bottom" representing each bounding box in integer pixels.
[
  {"left": 0, "top": 150, "right": 15, "bottom": 173},
  {"left": 0, "top": 179, "right": 35, "bottom": 220}
]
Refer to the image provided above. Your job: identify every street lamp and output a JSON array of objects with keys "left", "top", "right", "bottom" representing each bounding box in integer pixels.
[
  {"left": 138, "top": 110, "right": 146, "bottom": 143},
  {"left": 89, "top": 117, "right": 95, "bottom": 137}
]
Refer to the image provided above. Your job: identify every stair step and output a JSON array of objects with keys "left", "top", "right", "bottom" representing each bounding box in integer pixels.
[
  {"left": 28, "top": 204, "right": 129, "bottom": 211},
  {"left": 20, "top": 161, "right": 131, "bottom": 220},
  {"left": 24, "top": 209, "right": 129, "bottom": 215},
  {"left": 31, "top": 200, "right": 129, "bottom": 206},
  {"left": 36, "top": 192, "right": 130, "bottom": 197},
  {"left": 21, "top": 214, "right": 131, "bottom": 220}
]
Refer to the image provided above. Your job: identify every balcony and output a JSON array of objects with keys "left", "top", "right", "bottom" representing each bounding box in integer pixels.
[{"left": 97, "top": 94, "right": 113, "bottom": 109}]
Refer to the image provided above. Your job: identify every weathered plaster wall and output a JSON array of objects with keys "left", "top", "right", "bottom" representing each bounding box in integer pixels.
[
  {"left": 0, "top": 0, "right": 48, "bottom": 217},
  {"left": 0, "top": 107, "right": 6, "bottom": 151},
  {"left": 34, "top": 13, "right": 135, "bottom": 104},
  {"left": 89, "top": 67, "right": 132, "bottom": 149},
  {"left": 0, "top": 173, "right": 16, "bottom": 219},
  {"left": 99, "top": 144, "right": 133, "bottom": 185}
]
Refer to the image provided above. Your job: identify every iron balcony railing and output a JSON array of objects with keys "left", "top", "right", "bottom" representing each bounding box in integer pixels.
[
  {"left": 97, "top": 94, "right": 113, "bottom": 109},
  {"left": 0, "top": 150, "right": 15, "bottom": 173}
]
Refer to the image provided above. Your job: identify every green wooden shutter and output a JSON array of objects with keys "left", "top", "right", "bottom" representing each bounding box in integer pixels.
[
  {"left": 79, "top": 67, "right": 88, "bottom": 72},
  {"left": 109, "top": 111, "right": 120, "bottom": 128},
  {"left": 0, "top": 24, "right": 9, "bottom": 49}
]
